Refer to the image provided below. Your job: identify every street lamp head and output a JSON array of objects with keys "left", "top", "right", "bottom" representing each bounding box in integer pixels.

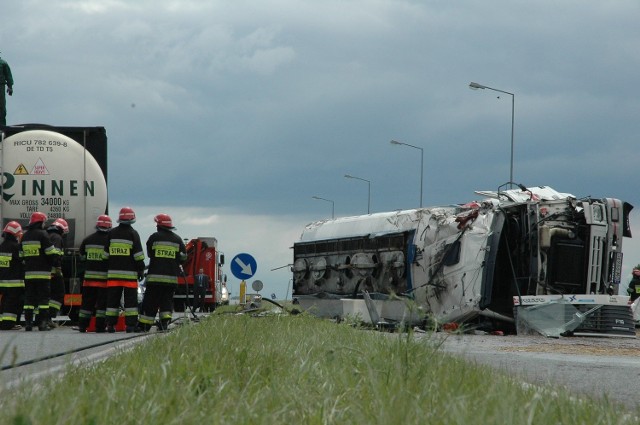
[
  {"left": 469, "top": 82, "right": 486, "bottom": 90},
  {"left": 344, "top": 174, "right": 353, "bottom": 179},
  {"left": 390, "top": 140, "right": 402, "bottom": 145}
]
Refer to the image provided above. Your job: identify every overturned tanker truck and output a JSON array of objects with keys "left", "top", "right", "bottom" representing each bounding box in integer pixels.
[{"left": 292, "top": 185, "right": 634, "bottom": 337}]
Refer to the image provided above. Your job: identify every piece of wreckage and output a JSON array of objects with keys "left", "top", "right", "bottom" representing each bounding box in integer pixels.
[{"left": 292, "top": 185, "right": 634, "bottom": 337}]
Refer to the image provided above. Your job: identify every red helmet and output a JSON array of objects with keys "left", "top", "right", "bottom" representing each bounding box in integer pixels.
[
  {"left": 96, "top": 215, "right": 112, "bottom": 229},
  {"left": 118, "top": 207, "right": 136, "bottom": 223},
  {"left": 52, "top": 218, "right": 69, "bottom": 234},
  {"left": 29, "top": 211, "right": 47, "bottom": 225},
  {"left": 2, "top": 221, "right": 23, "bottom": 238},
  {"left": 154, "top": 213, "right": 175, "bottom": 229}
]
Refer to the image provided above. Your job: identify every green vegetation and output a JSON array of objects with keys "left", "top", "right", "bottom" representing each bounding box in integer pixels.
[{"left": 3, "top": 314, "right": 636, "bottom": 424}]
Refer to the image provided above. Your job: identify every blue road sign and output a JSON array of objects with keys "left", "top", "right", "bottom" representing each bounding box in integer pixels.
[{"left": 231, "top": 253, "right": 257, "bottom": 280}]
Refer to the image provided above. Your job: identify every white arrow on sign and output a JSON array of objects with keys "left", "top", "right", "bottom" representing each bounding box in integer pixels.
[{"left": 235, "top": 256, "right": 253, "bottom": 276}]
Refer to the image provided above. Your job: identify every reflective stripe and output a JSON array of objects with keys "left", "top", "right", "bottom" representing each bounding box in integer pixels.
[
  {"left": 49, "top": 300, "right": 62, "bottom": 310},
  {"left": 84, "top": 271, "right": 108, "bottom": 279},
  {"left": 0, "top": 279, "right": 25, "bottom": 287},
  {"left": 108, "top": 269, "right": 137, "bottom": 278},
  {"left": 107, "top": 279, "right": 138, "bottom": 288},
  {"left": 124, "top": 307, "right": 138, "bottom": 317},
  {"left": 83, "top": 279, "right": 107, "bottom": 288},
  {"left": 25, "top": 272, "right": 52, "bottom": 280},
  {"left": 44, "top": 245, "right": 61, "bottom": 256},
  {"left": 106, "top": 308, "right": 120, "bottom": 317},
  {"left": 1, "top": 313, "right": 17, "bottom": 322},
  {"left": 139, "top": 314, "right": 155, "bottom": 324},
  {"left": 146, "top": 274, "right": 178, "bottom": 284}
]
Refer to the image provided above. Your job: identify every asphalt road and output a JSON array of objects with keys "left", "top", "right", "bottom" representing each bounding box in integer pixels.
[
  {"left": 0, "top": 324, "right": 161, "bottom": 393},
  {"left": 427, "top": 330, "right": 640, "bottom": 411}
]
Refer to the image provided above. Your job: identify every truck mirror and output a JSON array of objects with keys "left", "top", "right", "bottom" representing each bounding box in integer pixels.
[{"left": 220, "top": 254, "right": 225, "bottom": 265}]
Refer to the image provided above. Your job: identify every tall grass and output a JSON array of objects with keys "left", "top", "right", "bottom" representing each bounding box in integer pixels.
[{"left": 2, "top": 314, "right": 636, "bottom": 424}]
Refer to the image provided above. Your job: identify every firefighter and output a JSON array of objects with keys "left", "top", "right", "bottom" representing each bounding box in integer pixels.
[
  {"left": 103, "top": 207, "right": 145, "bottom": 333},
  {"left": 21, "top": 211, "right": 61, "bottom": 331},
  {"left": 0, "top": 221, "right": 25, "bottom": 330},
  {"left": 77, "top": 215, "right": 112, "bottom": 333},
  {"left": 137, "top": 213, "right": 187, "bottom": 332},
  {"left": 626, "top": 267, "right": 640, "bottom": 302},
  {"left": 47, "top": 217, "right": 69, "bottom": 328}
]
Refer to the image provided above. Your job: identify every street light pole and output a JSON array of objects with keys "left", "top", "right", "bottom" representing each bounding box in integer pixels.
[
  {"left": 344, "top": 174, "right": 371, "bottom": 214},
  {"left": 469, "top": 81, "right": 515, "bottom": 188},
  {"left": 311, "top": 196, "right": 335, "bottom": 219},
  {"left": 390, "top": 139, "right": 424, "bottom": 207}
]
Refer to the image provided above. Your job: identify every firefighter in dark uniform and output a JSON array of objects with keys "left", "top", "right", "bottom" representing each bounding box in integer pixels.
[
  {"left": 0, "top": 221, "right": 25, "bottom": 330},
  {"left": 103, "top": 207, "right": 145, "bottom": 333},
  {"left": 77, "top": 215, "right": 112, "bottom": 333},
  {"left": 626, "top": 267, "right": 640, "bottom": 302},
  {"left": 138, "top": 213, "right": 187, "bottom": 332},
  {"left": 20, "top": 212, "right": 61, "bottom": 331},
  {"left": 47, "top": 218, "right": 69, "bottom": 328}
]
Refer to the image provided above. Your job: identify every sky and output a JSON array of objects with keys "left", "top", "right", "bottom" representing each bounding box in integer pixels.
[{"left": 1, "top": 0, "right": 639, "bottom": 299}]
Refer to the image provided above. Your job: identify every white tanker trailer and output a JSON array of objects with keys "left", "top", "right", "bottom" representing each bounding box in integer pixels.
[
  {"left": 1, "top": 124, "right": 108, "bottom": 317},
  {"left": 292, "top": 185, "right": 635, "bottom": 337}
]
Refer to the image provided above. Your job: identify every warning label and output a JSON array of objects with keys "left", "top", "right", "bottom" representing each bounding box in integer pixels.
[
  {"left": 14, "top": 164, "right": 29, "bottom": 175},
  {"left": 30, "top": 158, "right": 49, "bottom": 175}
]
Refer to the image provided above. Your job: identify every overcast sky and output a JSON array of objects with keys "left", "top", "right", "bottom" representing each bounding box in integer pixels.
[{"left": 1, "top": 1, "right": 639, "bottom": 298}]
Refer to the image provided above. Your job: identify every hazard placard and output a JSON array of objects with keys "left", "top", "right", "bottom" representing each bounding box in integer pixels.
[{"left": 13, "top": 164, "right": 29, "bottom": 175}]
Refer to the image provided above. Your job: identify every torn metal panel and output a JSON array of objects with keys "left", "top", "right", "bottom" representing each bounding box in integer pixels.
[{"left": 292, "top": 185, "right": 635, "bottom": 337}]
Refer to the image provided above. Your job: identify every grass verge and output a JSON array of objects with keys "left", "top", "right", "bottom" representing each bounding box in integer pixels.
[{"left": 2, "top": 313, "right": 637, "bottom": 424}]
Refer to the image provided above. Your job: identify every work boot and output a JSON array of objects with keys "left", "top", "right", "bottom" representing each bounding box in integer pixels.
[
  {"left": 107, "top": 325, "right": 115, "bottom": 333},
  {"left": 78, "top": 327, "right": 86, "bottom": 333},
  {"left": 38, "top": 321, "right": 51, "bottom": 331},
  {"left": 158, "top": 320, "right": 170, "bottom": 332},
  {"left": 47, "top": 320, "right": 58, "bottom": 329},
  {"left": 25, "top": 311, "right": 34, "bottom": 331}
]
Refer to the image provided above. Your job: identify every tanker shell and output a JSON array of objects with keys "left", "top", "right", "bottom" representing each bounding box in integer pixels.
[{"left": 1, "top": 129, "right": 108, "bottom": 248}]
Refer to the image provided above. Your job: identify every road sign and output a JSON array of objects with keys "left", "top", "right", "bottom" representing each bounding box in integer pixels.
[
  {"left": 252, "top": 280, "right": 263, "bottom": 292},
  {"left": 231, "top": 253, "right": 257, "bottom": 280}
]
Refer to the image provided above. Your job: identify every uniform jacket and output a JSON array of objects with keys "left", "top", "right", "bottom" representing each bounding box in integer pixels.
[
  {"left": 47, "top": 229, "right": 65, "bottom": 269},
  {"left": 21, "top": 227, "right": 60, "bottom": 280},
  {"left": 80, "top": 230, "right": 110, "bottom": 285},
  {"left": 146, "top": 227, "right": 187, "bottom": 285},
  {"left": 0, "top": 235, "right": 24, "bottom": 287},
  {"left": 103, "top": 223, "right": 145, "bottom": 286}
]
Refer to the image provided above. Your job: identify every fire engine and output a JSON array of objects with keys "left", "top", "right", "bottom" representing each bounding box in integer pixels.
[{"left": 175, "top": 237, "right": 227, "bottom": 311}]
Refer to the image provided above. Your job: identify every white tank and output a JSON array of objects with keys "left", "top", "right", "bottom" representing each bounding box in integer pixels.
[{"left": 1, "top": 129, "right": 108, "bottom": 248}]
